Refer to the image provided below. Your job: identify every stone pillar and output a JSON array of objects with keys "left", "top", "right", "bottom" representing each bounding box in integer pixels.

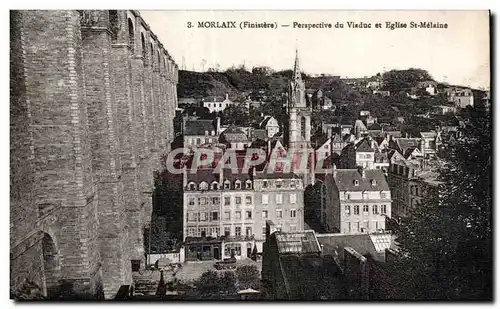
[
  {"left": 80, "top": 10, "right": 132, "bottom": 299},
  {"left": 16, "top": 10, "right": 103, "bottom": 298}
]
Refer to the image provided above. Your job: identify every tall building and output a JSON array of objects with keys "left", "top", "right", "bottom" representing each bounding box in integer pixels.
[
  {"left": 320, "top": 167, "right": 392, "bottom": 234},
  {"left": 287, "top": 49, "right": 312, "bottom": 150},
  {"left": 286, "top": 50, "right": 315, "bottom": 186}
]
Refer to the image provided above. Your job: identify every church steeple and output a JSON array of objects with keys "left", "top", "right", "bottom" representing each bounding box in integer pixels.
[{"left": 293, "top": 48, "right": 301, "bottom": 83}]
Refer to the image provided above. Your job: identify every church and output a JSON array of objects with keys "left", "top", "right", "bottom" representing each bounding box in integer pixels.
[{"left": 284, "top": 50, "right": 315, "bottom": 186}]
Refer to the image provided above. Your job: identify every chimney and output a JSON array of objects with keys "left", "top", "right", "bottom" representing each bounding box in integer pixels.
[
  {"left": 216, "top": 117, "right": 221, "bottom": 134},
  {"left": 226, "top": 93, "right": 229, "bottom": 100},
  {"left": 333, "top": 163, "right": 337, "bottom": 177}
]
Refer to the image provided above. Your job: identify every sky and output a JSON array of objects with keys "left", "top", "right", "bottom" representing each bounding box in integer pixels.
[{"left": 140, "top": 10, "right": 490, "bottom": 89}]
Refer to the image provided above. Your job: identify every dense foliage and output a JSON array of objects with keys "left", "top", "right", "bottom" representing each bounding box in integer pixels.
[{"left": 381, "top": 106, "right": 492, "bottom": 300}]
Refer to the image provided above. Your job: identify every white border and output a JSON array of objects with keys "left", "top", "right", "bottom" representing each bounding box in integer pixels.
[{"left": 2, "top": 1, "right": 498, "bottom": 309}]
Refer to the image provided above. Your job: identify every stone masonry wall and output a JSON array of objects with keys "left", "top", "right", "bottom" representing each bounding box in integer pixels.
[{"left": 10, "top": 10, "right": 178, "bottom": 299}]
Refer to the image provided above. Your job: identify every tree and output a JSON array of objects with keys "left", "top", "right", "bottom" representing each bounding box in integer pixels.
[
  {"left": 236, "top": 265, "right": 260, "bottom": 290},
  {"left": 385, "top": 106, "right": 492, "bottom": 300},
  {"left": 195, "top": 270, "right": 219, "bottom": 294}
]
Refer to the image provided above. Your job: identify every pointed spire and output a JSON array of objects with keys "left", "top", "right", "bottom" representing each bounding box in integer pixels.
[{"left": 293, "top": 48, "right": 301, "bottom": 80}]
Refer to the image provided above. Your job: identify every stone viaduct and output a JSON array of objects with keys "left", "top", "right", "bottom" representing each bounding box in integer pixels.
[{"left": 10, "top": 10, "right": 178, "bottom": 299}]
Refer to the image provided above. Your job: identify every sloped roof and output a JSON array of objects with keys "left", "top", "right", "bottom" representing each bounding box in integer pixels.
[
  {"left": 316, "top": 233, "right": 377, "bottom": 258},
  {"left": 333, "top": 169, "right": 390, "bottom": 191},
  {"left": 219, "top": 125, "right": 249, "bottom": 143},
  {"left": 260, "top": 116, "right": 278, "bottom": 128},
  {"left": 355, "top": 139, "right": 374, "bottom": 152},
  {"left": 275, "top": 231, "right": 321, "bottom": 255},
  {"left": 184, "top": 120, "right": 215, "bottom": 136},
  {"left": 393, "top": 138, "right": 421, "bottom": 154}
]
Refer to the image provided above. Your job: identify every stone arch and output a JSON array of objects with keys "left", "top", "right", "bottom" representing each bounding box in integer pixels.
[
  {"left": 127, "top": 17, "right": 135, "bottom": 50},
  {"left": 41, "top": 232, "right": 60, "bottom": 299}
]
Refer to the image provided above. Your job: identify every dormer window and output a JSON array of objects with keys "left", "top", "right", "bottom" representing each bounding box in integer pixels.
[
  {"left": 224, "top": 180, "right": 230, "bottom": 190},
  {"left": 211, "top": 130, "right": 215, "bottom": 136},
  {"left": 235, "top": 180, "right": 241, "bottom": 189},
  {"left": 188, "top": 182, "right": 196, "bottom": 191},
  {"left": 245, "top": 180, "right": 252, "bottom": 189},
  {"left": 276, "top": 180, "right": 282, "bottom": 189},
  {"left": 212, "top": 181, "right": 219, "bottom": 190},
  {"left": 290, "top": 180, "right": 296, "bottom": 189},
  {"left": 205, "top": 130, "right": 209, "bottom": 136},
  {"left": 354, "top": 180, "right": 359, "bottom": 186},
  {"left": 199, "top": 181, "right": 208, "bottom": 191},
  {"left": 371, "top": 179, "right": 377, "bottom": 186}
]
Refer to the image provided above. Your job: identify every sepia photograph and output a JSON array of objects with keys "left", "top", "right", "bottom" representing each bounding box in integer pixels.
[{"left": 9, "top": 8, "right": 492, "bottom": 301}]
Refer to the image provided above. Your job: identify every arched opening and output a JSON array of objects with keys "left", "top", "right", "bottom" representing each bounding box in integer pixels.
[
  {"left": 42, "top": 233, "right": 60, "bottom": 299},
  {"left": 108, "top": 10, "right": 119, "bottom": 41},
  {"left": 141, "top": 32, "right": 146, "bottom": 64},
  {"left": 149, "top": 42, "right": 154, "bottom": 67},
  {"left": 127, "top": 18, "right": 135, "bottom": 51}
]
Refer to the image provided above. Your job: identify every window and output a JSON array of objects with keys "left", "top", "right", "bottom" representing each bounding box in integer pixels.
[
  {"left": 363, "top": 205, "right": 369, "bottom": 213},
  {"left": 245, "top": 211, "right": 252, "bottom": 219},
  {"left": 199, "top": 197, "right": 206, "bottom": 205},
  {"left": 262, "top": 226, "right": 267, "bottom": 237},
  {"left": 225, "top": 243, "right": 241, "bottom": 257},
  {"left": 354, "top": 221, "right": 360, "bottom": 232},
  {"left": 363, "top": 220, "right": 369, "bottom": 230},
  {"left": 276, "top": 209, "right": 283, "bottom": 218},
  {"left": 363, "top": 192, "right": 368, "bottom": 199},
  {"left": 345, "top": 192, "right": 350, "bottom": 200},
  {"left": 262, "top": 210, "right": 268, "bottom": 219},
  {"left": 188, "top": 197, "right": 195, "bottom": 206},
  {"left": 381, "top": 204, "right": 387, "bottom": 214},
  {"left": 188, "top": 182, "right": 196, "bottom": 190},
  {"left": 211, "top": 211, "right": 219, "bottom": 221},
  {"left": 354, "top": 205, "right": 360, "bottom": 215},
  {"left": 212, "top": 197, "right": 220, "bottom": 205},
  {"left": 345, "top": 205, "right": 351, "bottom": 215},
  {"left": 373, "top": 205, "right": 379, "bottom": 214},
  {"left": 290, "top": 209, "right": 297, "bottom": 218},
  {"left": 188, "top": 212, "right": 196, "bottom": 222},
  {"left": 224, "top": 211, "right": 231, "bottom": 220},
  {"left": 276, "top": 194, "right": 283, "bottom": 204},
  {"left": 246, "top": 227, "right": 252, "bottom": 237},
  {"left": 246, "top": 180, "right": 252, "bottom": 189},
  {"left": 224, "top": 226, "right": 231, "bottom": 237},
  {"left": 188, "top": 227, "right": 195, "bottom": 237},
  {"left": 224, "top": 196, "right": 231, "bottom": 206},
  {"left": 245, "top": 196, "right": 252, "bottom": 205},
  {"left": 235, "top": 196, "right": 241, "bottom": 205},
  {"left": 276, "top": 180, "right": 282, "bottom": 188},
  {"left": 199, "top": 181, "right": 208, "bottom": 190},
  {"left": 263, "top": 180, "right": 268, "bottom": 188},
  {"left": 262, "top": 194, "right": 268, "bottom": 204},
  {"left": 224, "top": 180, "right": 230, "bottom": 189},
  {"left": 235, "top": 226, "right": 241, "bottom": 236},
  {"left": 290, "top": 181, "right": 296, "bottom": 189},
  {"left": 381, "top": 192, "right": 387, "bottom": 199},
  {"left": 354, "top": 180, "right": 359, "bottom": 186},
  {"left": 200, "top": 212, "right": 207, "bottom": 221},
  {"left": 290, "top": 194, "right": 297, "bottom": 204},
  {"left": 235, "top": 211, "right": 241, "bottom": 219},
  {"left": 212, "top": 182, "right": 219, "bottom": 190},
  {"left": 235, "top": 180, "right": 241, "bottom": 189}
]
